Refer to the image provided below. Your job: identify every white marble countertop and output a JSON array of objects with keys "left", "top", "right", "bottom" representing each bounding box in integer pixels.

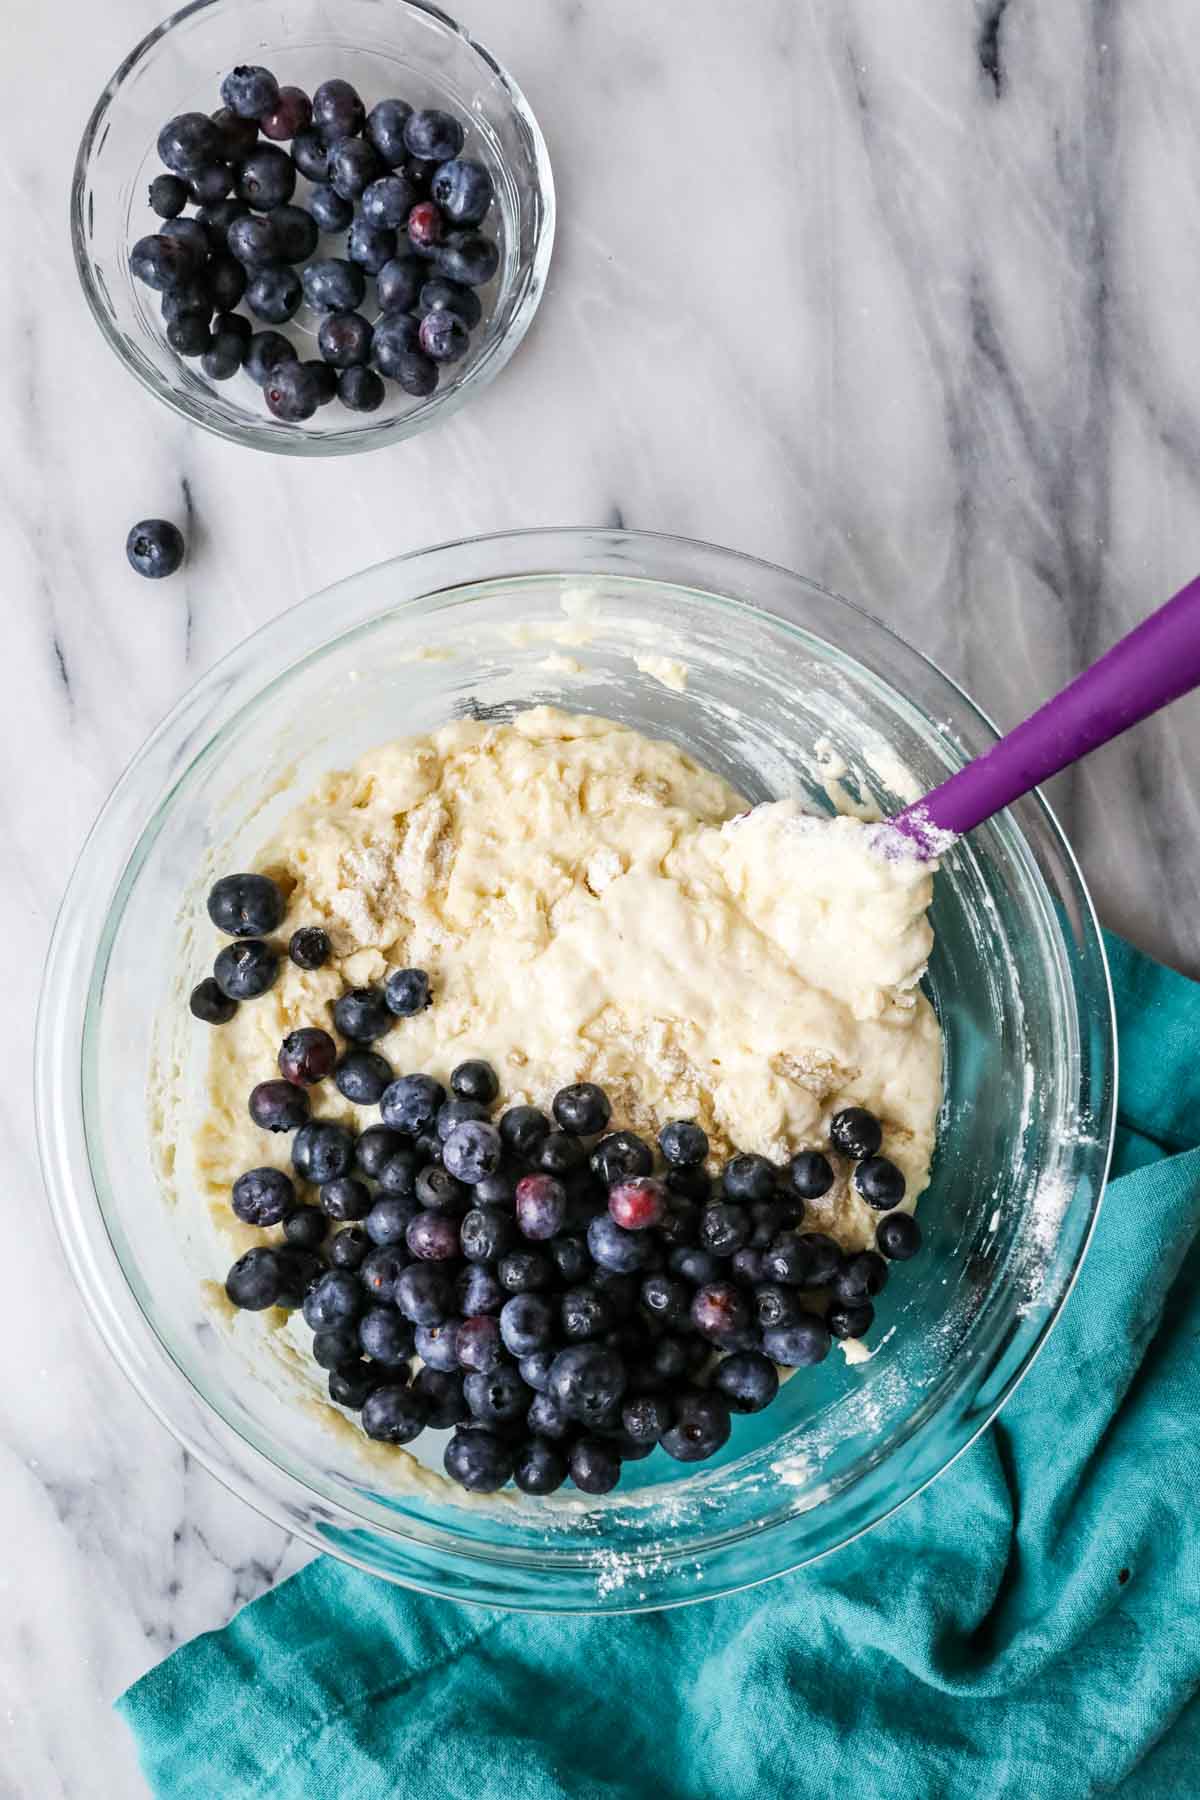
[{"left": 6, "top": 0, "right": 1200, "bottom": 1791}]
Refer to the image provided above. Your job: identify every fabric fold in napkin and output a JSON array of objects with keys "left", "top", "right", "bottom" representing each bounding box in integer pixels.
[{"left": 119, "top": 932, "right": 1200, "bottom": 1799}]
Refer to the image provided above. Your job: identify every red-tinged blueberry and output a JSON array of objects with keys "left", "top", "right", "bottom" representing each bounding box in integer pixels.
[
  {"left": 190, "top": 977, "right": 236, "bottom": 1023},
  {"left": 319, "top": 1176, "right": 372, "bottom": 1222},
  {"left": 396, "top": 1262, "right": 452, "bottom": 1325},
  {"left": 832, "top": 1251, "right": 888, "bottom": 1302},
  {"left": 260, "top": 85, "right": 312, "bottom": 141},
  {"left": 660, "top": 1392, "right": 732, "bottom": 1464},
  {"left": 318, "top": 310, "right": 373, "bottom": 368},
  {"left": 445, "top": 1427, "right": 513, "bottom": 1492},
  {"left": 587, "top": 1213, "right": 651, "bottom": 1276},
  {"left": 414, "top": 1366, "right": 468, "bottom": 1427},
  {"left": 380, "top": 1074, "right": 444, "bottom": 1135},
  {"left": 328, "top": 137, "right": 381, "bottom": 200},
  {"left": 414, "top": 1317, "right": 461, "bottom": 1372},
  {"left": 149, "top": 173, "right": 188, "bottom": 218},
  {"left": 552, "top": 1083, "right": 612, "bottom": 1137},
  {"left": 830, "top": 1106, "right": 883, "bottom": 1160},
  {"left": 225, "top": 1247, "right": 282, "bottom": 1310},
  {"left": 515, "top": 1437, "right": 568, "bottom": 1495},
  {"left": 359, "top": 1306, "right": 416, "bottom": 1365},
  {"left": 384, "top": 966, "right": 432, "bottom": 1017},
  {"left": 498, "top": 1250, "right": 554, "bottom": 1294},
  {"left": 608, "top": 1177, "right": 666, "bottom": 1232},
  {"left": 377, "top": 1151, "right": 419, "bottom": 1198},
  {"left": 752, "top": 1281, "right": 801, "bottom": 1331},
  {"left": 277, "top": 1027, "right": 336, "bottom": 1086},
  {"left": 406, "top": 1211, "right": 460, "bottom": 1261},
  {"left": 301, "top": 1268, "right": 364, "bottom": 1331},
  {"left": 763, "top": 1315, "right": 832, "bottom": 1367},
  {"left": 690, "top": 1281, "right": 750, "bottom": 1343},
  {"left": 713, "top": 1349, "right": 779, "bottom": 1414},
  {"left": 244, "top": 330, "right": 298, "bottom": 387},
  {"left": 291, "top": 1120, "right": 355, "bottom": 1182},
  {"left": 699, "top": 1201, "right": 751, "bottom": 1258},
  {"left": 157, "top": 112, "right": 222, "bottom": 175},
  {"left": 248, "top": 1079, "right": 309, "bottom": 1133},
  {"left": 590, "top": 1131, "right": 653, "bottom": 1185},
  {"left": 312, "top": 1325, "right": 361, "bottom": 1371},
  {"left": 515, "top": 1174, "right": 567, "bottom": 1241},
  {"left": 362, "top": 1384, "right": 428, "bottom": 1444},
  {"left": 220, "top": 64, "right": 280, "bottom": 119},
  {"left": 442, "top": 1119, "right": 502, "bottom": 1185},
  {"left": 430, "top": 157, "right": 493, "bottom": 226},
  {"left": 287, "top": 926, "right": 330, "bottom": 970},
  {"left": 828, "top": 1299, "right": 875, "bottom": 1340},
  {"left": 333, "top": 1050, "right": 393, "bottom": 1106},
  {"left": 360, "top": 1246, "right": 407, "bottom": 1303},
  {"left": 236, "top": 144, "right": 296, "bottom": 212},
  {"left": 560, "top": 1286, "right": 611, "bottom": 1342},
  {"left": 622, "top": 1393, "right": 672, "bottom": 1443},
  {"left": 436, "top": 229, "right": 499, "bottom": 288},
  {"left": 464, "top": 1365, "right": 529, "bottom": 1426},
  {"left": 456, "top": 1314, "right": 503, "bottom": 1372},
  {"left": 355, "top": 1125, "right": 406, "bottom": 1178},
  {"left": 761, "top": 1231, "right": 812, "bottom": 1287},
  {"left": 329, "top": 1225, "right": 370, "bottom": 1270},
  {"left": 301, "top": 257, "right": 366, "bottom": 312},
  {"left": 417, "top": 277, "right": 482, "bottom": 329},
  {"left": 312, "top": 78, "right": 365, "bottom": 143},
  {"left": 338, "top": 366, "right": 386, "bottom": 413},
  {"left": 231, "top": 1166, "right": 295, "bottom": 1227},
  {"left": 264, "top": 360, "right": 323, "bottom": 421},
  {"left": 500, "top": 1293, "right": 554, "bottom": 1357},
  {"left": 365, "top": 97, "right": 413, "bottom": 166},
  {"left": 329, "top": 1361, "right": 383, "bottom": 1409},
  {"left": 877, "top": 1211, "right": 922, "bottom": 1260},
  {"left": 404, "top": 109, "right": 464, "bottom": 164},
  {"left": 365, "top": 1195, "right": 417, "bottom": 1246},
  {"left": 457, "top": 1263, "right": 505, "bottom": 1318},
  {"left": 406, "top": 200, "right": 443, "bottom": 254},
  {"left": 569, "top": 1437, "right": 621, "bottom": 1494},
  {"left": 548, "top": 1343, "right": 626, "bottom": 1424},
  {"left": 853, "top": 1156, "right": 907, "bottom": 1211}
]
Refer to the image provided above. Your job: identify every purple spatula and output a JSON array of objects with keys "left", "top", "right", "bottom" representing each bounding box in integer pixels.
[{"left": 889, "top": 574, "right": 1200, "bottom": 855}]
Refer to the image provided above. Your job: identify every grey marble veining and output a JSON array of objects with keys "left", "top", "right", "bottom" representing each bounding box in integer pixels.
[{"left": 4, "top": 0, "right": 1200, "bottom": 1792}]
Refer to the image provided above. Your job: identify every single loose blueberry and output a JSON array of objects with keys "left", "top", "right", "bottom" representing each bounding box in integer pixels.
[
  {"left": 459, "top": 1206, "right": 514, "bottom": 1263},
  {"left": 202, "top": 328, "right": 247, "bottom": 382},
  {"left": 288, "top": 925, "right": 330, "bottom": 969},
  {"left": 435, "top": 1101, "right": 487, "bottom": 1145},
  {"left": 334, "top": 1050, "right": 394, "bottom": 1106},
  {"left": 225, "top": 1247, "right": 281, "bottom": 1310},
  {"left": 370, "top": 311, "right": 420, "bottom": 375},
  {"left": 752, "top": 1281, "right": 801, "bottom": 1331},
  {"left": 210, "top": 107, "right": 259, "bottom": 163},
  {"left": 406, "top": 200, "right": 444, "bottom": 255},
  {"left": 828, "top": 1299, "right": 875, "bottom": 1340},
  {"left": 365, "top": 97, "right": 413, "bottom": 166},
  {"left": 500, "top": 1293, "right": 554, "bottom": 1358},
  {"left": 261, "top": 85, "right": 312, "bottom": 142},
  {"left": 166, "top": 314, "right": 213, "bottom": 356},
  {"left": 658, "top": 1120, "right": 708, "bottom": 1168},
  {"left": 514, "top": 1174, "right": 567, "bottom": 1241},
  {"left": 227, "top": 212, "right": 281, "bottom": 267},
  {"left": 798, "top": 1232, "right": 843, "bottom": 1287},
  {"left": 269, "top": 203, "right": 319, "bottom": 263},
  {"left": 393, "top": 350, "right": 438, "bottom": 398},
  {"left": 360, "top": 1247, "right": 407, "bottom": 1303},
  {"left": 359, "top": 1306, "right": 416, "bottom": 1365},
  {"left": 590, "top": 1132, "right": 653, "bottom": 1186},
  {"left": 415, "top": 1365, "right": 469, "bottom": 1427},
  {"left": 214, "top": 940, "right": 279, "bottom": 1000},
  {"left": 444, "top": 1428, "right": 513, "bottom": 1493},
  {"left": 699, "top": 1201, "right": 752, "bottom": 1259},
  {"left": 308, "top": 182, "right": 353, "bottom": 233},
  {"left": 830, "top": 1107, "right": 883, "bottom": 1160},
  {"left": 231, "top": 1166, "right": 294, "bottom": 1227},
  {"left": 404, "top": 109, "right": 464, "bottom": 164},
  {"left": 416, "top": 1165, "right": 469, "bottom": 1214},
  {"left": 395, "top": 1263, "right": 452, "bottom": 1325},
  {"left": 552, "top": 1083, "right": 612, "bottom": 1137},
  {"left": 362, "top": 1385, "right": 428, "bottom": 1445},
  {"left": 189, "top": 976, "right": 236, "bottom": 1023},
  {"left": 248, "top": 1079, "right": 309, "bottom": 1134},
  {"left": 278, "top": 1027, "right": 336, "bottom": 1086},
  {"left": 660, "top": 1391, "right": 732, "bottom": 1462},
  {"left": 244, "top": 329, "right": 299, "bottom": 386},
  {"left": 690, "top": 1281, "right": 750, "bottom": 1343},
  {"left": 877, "top": 1211, "right": 922, "bottom": 1260},
  {"left": 319, "top": 312, "right": 374, "bottom": 372},
  {"left": 498, "top": 1250, "right": 554, "bottom": 1294},
  {"left": 623, "top": 1393, "right": 673, "bottom": 1443},
  {"left": 361, "top": 173, "right": 418, "bottom": 229},
  {"left": 441, "top": 1119, "right": 502, "bottom": 1185},
  {"left": 263, "top": 360, "right": 324, "bottom": 422},
  {"left": 714, "top": 1349, "right": 779, "bottom": 1414},
  {"left": 609, "top": 1178, "right": 667, "bottom": 1232},
  {"left": 763, "top": 1316, "right": 832, "bottom": 1367},
  {"left": 312, "top": 78, "right": 365, "bottom": 142},
  {"left": 499, "top": 1105, "right": 550, "bottom": 1160},
  {"left": 560, "top": 1286, "right": 611, "bottom": 1342},
  {"left": 430, "top": 158, "right": 493, "bottom": 226},
  {"left": 130, "top": 234, "right": 201, "bottom": 292},
  {"left": 301, "top": 257, "right": 366, "bottom": 312},
  {"left": 832, "top": 1251, "right": 889, "bottom": 1302},
  {"left": 291, "top": 126, "right": 330, "bottom": 182},
  {"left": 853, "top": 1156, "right": 907, "bottom": 1211},
  {"left": 284, "top": 1205, "right": 329, "bottom": 1251},
  {"left": 187, "top": 162, "right": 233, "bottom": 205},
  {"left": 449, "top": 1060, "right": 499, "bottom": 1104},
  {"left": 220, "top": 65, "right": 280, "bottom": 120},
  {"left": 376, "top": 254, "right": 426, "bottom": 315},
  {"left": 236, "top": 145, "right": 296, "bottom": 212},
  {"left": 329, "top": 1360, "right": 383, "bottom": 1409},
  {"left": 302, "top": 1269, "right": 364, "bottom": 1332},
  {"left": 458, "top": 1264, "right": 505, "bottom": 1317},
  {"left": 320, "top": 1176, "right": 372, "bottom": 1222},
  {"left": 380, "top": 1074, "right": 444, "bottom": 1134},
  {"left": 338, "top": 366, "right": 385, "bottom": 412},
  {"left": 378, "top": 1151, "right": 419, "bottom": 1198},
  {"left": 157, "top": 113, "right": 222, "bottom": 176},
  {"left": 328, "top": 137, "right": 382, "bottom": 201},
  {"left": 548, "top": 1344, "right": 627, "bottom": 1425},
  {"left": 406, "top": 1211, "right": 460, "bottom": 1262},
  {"left": 207, "top": 251, "right": 247, "bottom": 312},
  {"left": 159, "top": 221, "right": 210, "bottom": 273},
  {"left": 329, "top": 1225, "right": 370, "bottom": 1270},
  {"left": 760, "top": 1230, "right": 812, "bottom": 1287},
  {"left": 527, "top": 1391, "right": 570, "bottom": 1439},
  {"left": 310, "top": 1324, "right": 360, "bottom": 1372},
  {"left": 536, "top": 1131, "right": 586, "bottom": 1179},
  {"left": 365, "top": 1195, "right": 418, "bottom": 1246},
  {"left": 384, "top": 967, "right": 432, "bottom": 1018},
  {"left": 149, "top": 173, "right": 188, "bottom": 218},
  {"left": 417, "top": 277, "right": 482, "bottom": 329},
  {"left": 436, "top": 229, "right": 499, "bottom": 288},
  {"left": 515, "top": 1438, "right": 568, "bottom": 1496},
  {"left": 291, "top": 1121, "right": 355, "bottom": 1183},
  {"left": 722, "top": 1154, "right": 776, "bottom": 1204},
  {"left": 348, "top": 1129, "right": 403, "bottom": 1183},
  {"left": 518, "top": 1348, "right": 556, "bottom": 1393},
  {"left": 464, "top": 1365, "right": 530, "bottom": 1427},
  {"left": 414, "top": 1317, "right": 461, "bottom": 1372},
  {"left": 456, "top": 1314, "right": 503, "bottom": 1372},
  {"left": 333, "top": 986, "right": 391, "bottom": 1043},
  {"left": 587, "top": 1213, "right": 652, "bottom": 1275},
  {"left": 569, "top": 1437, "right": 621, "bottom": 1495},
  {"left": 207, "top": 872, "right": 285, "bottom": 938},
  {"left": 785, "top": 1150, "right": 834, "bottom": 1201}
]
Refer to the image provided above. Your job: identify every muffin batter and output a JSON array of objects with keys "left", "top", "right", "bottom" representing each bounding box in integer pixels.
[{"left": 197, "top": 708, "right": 942, "bottom": 1253}]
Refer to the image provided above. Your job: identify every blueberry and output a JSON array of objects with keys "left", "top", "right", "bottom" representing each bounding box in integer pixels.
[
  {"left": 548, "top": 1343, "right": 626, "bottom": 1424},
  {"left": 441, "top": 1120, "right": 502, "bottom": 1186},
  {"left": 328, "top": 138, "right": 382, "bottom": 201},
  {"left": 719, "top": 1154, "right": 773, "bottom": 1205},
  {"left": 370, "top": 311, "right": 420, "bottom": 374},
  {"left": 354, "top": 1126, "right": 406, "bottom": 1179},
  {"left": 560, "top": 1286, "right": 611, "bottom": 1342},
  {"left": 660, "top": 1391, "right": 732, "bottom": 1463},
  {"left": 509, "top": 1174, "right": 562, "bottom": 1242},
  {"left": 414, "top": 1366, "right": 468, "bottom": 1428},
  {"left": 290, "top": 126, "right": 331, "bottom": 182},
  {"left": 514, "top": 1438, "right": 568, "bottom": 1496},
  {"left": 149, "top": 173, "right": 189, "bottom": 218},
  {"left": 439, "top": 1059, "right": 493, "bottom": 1106},
  {"left": 760, "top": 1230, "right": 811, "bottom": 1287},
  {"left": 406, "top": 1211, "right": 460, "bottom": 1261},
  {"left": 159, "top": 215, "right": 210, "bottom": 265},
  {"left": 380, "top": 1074, "right": 444, "bottom": 1135},
  {"left": 533, "top": 1134, "right": 584, "bottom": 1182},
  {"left": 359, "top": 1306, "right": 416, "bottom": 1365},
  {"left": 546, "top": 1233, "right": 589, "bottom": 1287},
  {"left": 404, "top": 156, "right": 438, "bottom": 195},
  {"left": 414, "top": 1317, "right": 461, "bottom": 1372},
  {"left": 365, "top": 1195, "right": 417, "bottom": 1246},
  {"left": 416, "top": 1165, "right": 469, "bottom": 1215},
  {"left": 275, "top": 1027, "right": 335, "bottom": 1087},
  {"left": 269, "top": 203, "right": 319, "bottom": 263},
  {"left": 658, "top": 1197, "right": 701, "bottom": 1248},
  {"left": 731, "top": 1246, "right": 765, "bottom": 1285},
  {"left": 456, "top": 1314, "right": 503, "bottom": 1372},
  {"left": 329, "top": 1225, "right": 370, "bottom": 1270},
  {"left": 274, "top": 1247, "right": 324, "bottom": 1308},
  {"left": 360, "top": 1247, "right": 407, "bottom": 1303},
  {"left": 590, "top": 1132, "right": 653, "bottom": 1186},
  {"left": 395, "top": 1263, "right": 452, "bottom": 1325},
  {"left": 406, "top": 200, "right": 444, "bottom": 255},
  {"left": 263, "top": 360, "right": 324, "bottom": 422},
  {"left": 751, "top": 1281, "right": 801, "bottom": 1331},
  {"left": 393, "top": 350, "right": 438, "bottom": 398},
  {"left": 832, "top": 1251, "right": 888, "bottom": 1302},
  {"left": 157, "top": 113, "right": 222, "bottom": 176},
  {"left": 608, "top": 1178, "right": 667, "bottom": 1233},
  {"left": 337, "top": 366, "right": 385, "bottom": 413},
  {"left": 430, "top": 158, "right": 494, "bottom": 226},
  {"left": 303, "top": 185, "right": 350, "bottom": 237},
  {"left": 130, "top": 234, "right": 198, "bottom": 292},
  {"left": 308, "top": 351, "right": 344, "bottom": 401},
  {"left": 714, "top": 1349, "right": 779, "bottom": 1414},
  {"left": 244, "top": 330, "right": 298, "bottom": 386},
  {"left": 459, "top": 1206, "right": 514, "bottom": 1263},
  {"left": 166, "top": 314, "right": 212, "bottom": 357},
  {"left": 202, "top": 325, "right": 248, "bottom": 382},
  {"left": 197, "top": 198, "right": 251, "bottom": 250},
  {"left": 496, "top": 1105, "right": 548, "bottom": 1161},
  {"left": 327, "top": 1360, "right": 382, "bottom": 1409},
  {"left": 853, "top": 1156, "right": 907, "bottom": 1211},
  {"left": 552, "top": 1083, "right": 612, "bottom": 1137},
  {"left": 569, "top": 1437, "right": 621, "bottom": 1495},
  {"left": 261, "top": 85, "right": 312, "bottom": 141},
  {"left": 404, "top": 109, "right": 464, "bottom": 164},
  {"left": 160, "top": 282, "right": 214, "bottom": 329},
  {"left": 828, "top": 1299, "right": 875, "bottom": 1340},
  {"left": 436, "top": 230, "right": 499, "bottom": 288},
  {"left": 640, "top": 1273, "right": 688, "bottom": 1326},
  {"left": 464, "top": 1364, "right": 528, "bottom": 1426},
  {"left": 359, "top": 173, "right": 415, "bottom": 230},
  {"left": 749, "top": 1199, "right": 795, "bottom": 1248},
  {"left": 212, "top": 937, "right": 279, "bottom": 1005},
  {"left": 699, "top": 1201, "right": 753, "bottom": 1259},
  {"left": 457, "top": 1263, "right": 505, "bottom": 1317},
  {"left": 333, "top": 1050, "right": 393, "bottom": 1106},
  {"left": 377, "top": 1151, "right": 419, "bottom": 1198},
  {"left": 225, "top": 1247, "right": 281, "bottom": 1310},
  {"left": 622, "top": 1393, "right": 672, "bottom": 1443},
  {"left": 311, "top": 1325, "right": 359, "bottom": 1370},
  {"left": 500, "top": 1293, "right": 554, "bottom": 1357},
  {"left": 830, "top": 1107, "right": 883, "bottom": 1160},
  {"left": 762, "top": 1316, "right": 832, "bottom": 1366},
  {"left": 527, "top": 1391, "right": 570, "bottom": 1439},
  {"left": 187, "top": 163, "right": 233, "bottom": 205},
  {"left": 288, "top": 925, "right": 330, "bottom": 969},
  {"left": 291, "top": 1121, "right": 355, "bottom": 1183},
  {"left": 381, "top": 967, "right": 430, "bottom": 1018},
  {"left": 516, "top": 1348, "right": 555, "bottom": 1394},
  {"left": 417, "top": 277, "right": 483, "bottom": 330},
  {"left": 654, "top": 1121, "right": 705, "bottom": 1169},
  {"left": 444, "top": 1428, "right": 513, "bottom": 1493},
  {"left": 320, "top": 1176, "right": 372, "bottom": 1222},
  {"left": 587, "top": 1213, "right": 652, "bottom": 1275},
  {"left": 205, "top": 252, "right": 246, "bottom": 313},
  {"left": 783, "top": 1150, "right": 834, "bottom": 1203},
  {"left": 302, "top": 1269, "right": 364, "bottom": 1332},
  {"left": 220, "top": 64, "right": 280, "bottom": 120},
  {"left": 210, "top": 107, "right": 260, "bottom": 163},
  {"left": 877, "top": 1212, "right": 922, "bottom": 1260},
  {"left": 189, "top": 976, "right": 236, "bottom": 1023},
  {"left": 669, "top": 1245, "right": 719, "bottom": 1287},
  {"left": 312, "top": 78, "right": 365, "bottom": 143},
  {"left": 798, "top": 1231, "right": 842, "bottom": 1287},
  {"left": 365, "top": 98, "right": 413, "bottom": 167},
  {"left": 375, "top": 255, "right": 425, "bottom": 317},
  {"left": 362, "top": 1384, "right": 427, "bottom": 1445},
  {"left": 228, "top": 1166, "right": 292, "bottom": 1227},
  {"left": 649, "top": 1334, "right": 704, "bottom": 1387},
  {"left": 498, "top": 1250, "right": 554, "bottom": 1297},
  {"left": 690, "top": 1281, "right": 750, "bottom": 1343},
  {"left": 330, "top": 986, "right": 389, "bottom": 1044},
  {"left": 235, "top": 145, "right": 296, "bottom": 212},
  {"left": 227, "top": 213, "right": 280, "bottom": 268}
]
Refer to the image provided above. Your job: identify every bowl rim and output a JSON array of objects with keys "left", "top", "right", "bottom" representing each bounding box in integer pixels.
[
  {"left": 34, "top": 526, "right": 1117, "bottom": 1610},
  {"left": 70, "top": 0, "right": 556, "bottom": 457}
]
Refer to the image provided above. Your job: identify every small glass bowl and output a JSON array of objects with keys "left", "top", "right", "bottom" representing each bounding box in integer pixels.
[
  {"left": 35, "top": 529, "right": 1115, "bottom": 1611},
  {"left": 71, "top": 0, "right": 554, "bottom": 456}
]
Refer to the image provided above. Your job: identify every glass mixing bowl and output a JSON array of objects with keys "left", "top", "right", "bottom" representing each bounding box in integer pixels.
[
  {"left": 71, "top": 0, "right": 554, "bottom": 455},
  {"left": 35, "top": 529, "right": 1114, "bottom": 1611}
]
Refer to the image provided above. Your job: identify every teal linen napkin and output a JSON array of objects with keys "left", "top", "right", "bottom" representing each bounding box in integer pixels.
[{"left": 119, "top": 932, "right": 1200, "bottom": 1799}]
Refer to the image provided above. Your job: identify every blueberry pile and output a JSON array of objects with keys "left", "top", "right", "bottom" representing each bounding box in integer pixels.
[
  {"left": 200, "top": 871, "right": 924, "bottom": 1497},
  {"left": 129, "top": 66, "right": 499, "bottom": 421}
]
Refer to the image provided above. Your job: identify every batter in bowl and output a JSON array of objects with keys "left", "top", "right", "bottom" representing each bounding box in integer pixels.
[{"left": 198, "top": 707, "right": 942, "bottom": 1260}]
